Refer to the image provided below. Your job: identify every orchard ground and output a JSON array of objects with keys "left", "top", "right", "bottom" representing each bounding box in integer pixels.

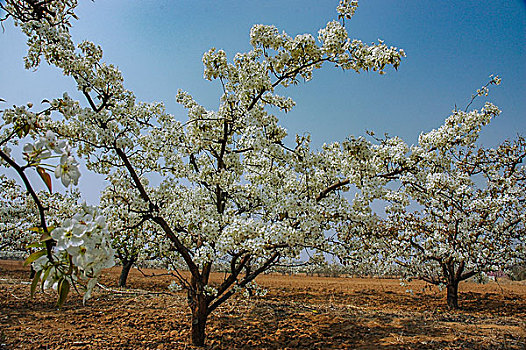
[{"left": 0, "top": 260, "right": 525, "bottom": 349}]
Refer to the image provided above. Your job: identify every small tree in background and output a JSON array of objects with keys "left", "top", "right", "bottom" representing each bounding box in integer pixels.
[
  {"left": 368, "top": 81, "right": 526, "bottom": 308},
  {"left": 101, "top": 172, "right": 173, "bottom": 288}
]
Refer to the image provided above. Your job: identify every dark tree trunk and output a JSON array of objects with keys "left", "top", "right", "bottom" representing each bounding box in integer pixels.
[
  {"left": 190, "top": 294, "right": 209, "bottom": 347},
  {"left": 446, "top": 280, "right": 459, "bottom": 309},
  {"left": 118, "top": 257, "right": 135, "bottom": 288}
]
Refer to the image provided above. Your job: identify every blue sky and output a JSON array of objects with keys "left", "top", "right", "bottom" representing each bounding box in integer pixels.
[{"left": 1, "top": 0, "right": 525, "bottom": 202}]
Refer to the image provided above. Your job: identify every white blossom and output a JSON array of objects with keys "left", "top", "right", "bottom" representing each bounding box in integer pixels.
[{"left": 54, "top": 154, "right": 81, "bottom": 186}]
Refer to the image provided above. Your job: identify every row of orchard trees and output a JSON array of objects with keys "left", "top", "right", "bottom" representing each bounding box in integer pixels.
[{"left": 0, "top": 0, "right": 524, "bottom": 347}]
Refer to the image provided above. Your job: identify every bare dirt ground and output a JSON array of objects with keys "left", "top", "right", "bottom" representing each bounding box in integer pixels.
[{"left": 1, "top": 259, "right": 525, "bottom": 349}]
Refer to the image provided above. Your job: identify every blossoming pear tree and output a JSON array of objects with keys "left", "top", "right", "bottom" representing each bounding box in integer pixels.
[
  {"left": 365, "top": 79, "right": 526, "bottom": 309},
  {"left": 1, "top": 0, "right": 419, "bottom": 345},
  {"left": 2, "top": 0, "right": 409, "bottom": 345}
]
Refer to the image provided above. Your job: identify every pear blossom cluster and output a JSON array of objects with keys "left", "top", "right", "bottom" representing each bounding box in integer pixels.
[
  {"left": 337, "top": 0, "right": 359, "bottom": 21},
  {"left": 32, "top": 203, "right": 115, "bottom": 301},
  {"left": 1, "top": 100, "right": 80, "bottom": 186},
  {"left": 22, "top": 130, "right": 80, "bottom": 186},
  {"left": 52, "top": 205, "right": 114, "bottom": 270},
  {"left": 1, "top": 167, "right": 114, "bottom": 302}
]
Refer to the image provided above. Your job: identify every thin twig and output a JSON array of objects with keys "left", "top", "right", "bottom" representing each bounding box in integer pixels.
[{"left": 96, "top": 283, "right": 175, "bottom": 296}]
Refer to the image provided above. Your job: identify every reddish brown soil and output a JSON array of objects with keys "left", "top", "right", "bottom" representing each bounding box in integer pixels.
[{"left": 1, "top": 260, "right": 525, "bottom": 349}]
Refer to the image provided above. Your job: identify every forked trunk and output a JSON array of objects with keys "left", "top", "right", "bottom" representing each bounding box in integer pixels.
[
  {"left": 118, "top": 257, "right": 135, "bottom": 288},
  {"left": 446, "top": 280, "right": 459, "bottom": 309},
  {"left": 190, "top": 294, "right": 209, "bottom": 347}
]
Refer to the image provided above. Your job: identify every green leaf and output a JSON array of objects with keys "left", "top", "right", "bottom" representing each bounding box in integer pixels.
[
  {"left": 24, "top": 250, "right": 46, "bottom": 266},
  {"left": 26, "top": 241, "right": 46, "bottom": 249},
  {"left": 41, "top": 267, "right": 52, "bottom": 293},
  {"left": 39, "top": 226, "right": 55, "bottom": 242},
  {"left": 28, "top": 227, "right": 42, "bottom": 233},
  {"left": 31, "top": 270, "right": 42, "bottom": 298},
  {"left": 40, "top": 232, "right": 53, "bottom": 242},
  {"left": 36, "top": 166, "right": 52, "bottom": 193},
  {"left": 16, "top": 123, "right": 31, "bottom": 138},
  {"left": 56, "top": 278, "right": 70, "bottom": 309}
]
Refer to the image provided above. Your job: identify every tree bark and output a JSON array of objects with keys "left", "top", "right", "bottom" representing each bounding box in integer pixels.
[
  {"left": 190, "top": 294, "right": 209, "bottom": 347},
  {"left": 446, "top": 280, "right": 459, "bottom": 309},
  {"left": 118, "top": 257, "right": 135, "bottom": 288}
]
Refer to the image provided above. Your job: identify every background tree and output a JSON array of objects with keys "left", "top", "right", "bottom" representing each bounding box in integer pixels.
[
  {"left": 0, "top": 181, "right": 83, "bottom": 257},
  {"left": 101, "top": 172, "right": 172, "bottom": 288},
  {"left": 368, "top": 81, "right": 526, "bottom": 308},
  {"left": 0, "top": 175, "right": 33, "bottom": 257}
]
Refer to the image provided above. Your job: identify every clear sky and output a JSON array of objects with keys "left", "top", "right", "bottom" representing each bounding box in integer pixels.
[{"left": 1, "top": 0, "right": 525, "bottom": 203}]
